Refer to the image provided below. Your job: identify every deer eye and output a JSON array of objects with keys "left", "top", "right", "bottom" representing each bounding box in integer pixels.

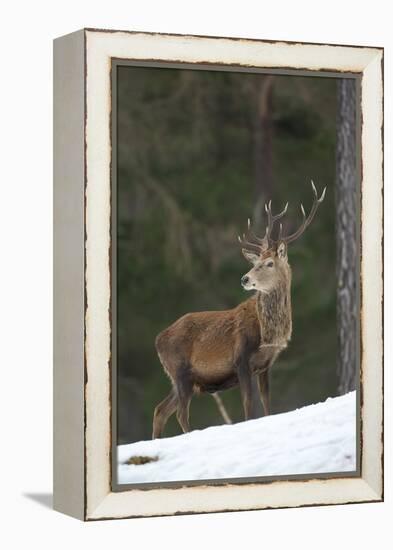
[{"left": 266, "top": 260, "right": 274, "bottom": 268}]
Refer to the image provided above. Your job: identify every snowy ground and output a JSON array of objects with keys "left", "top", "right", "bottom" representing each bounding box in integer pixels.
[{"left": 117, "top": 391, "right": 356, "bottom": 484}]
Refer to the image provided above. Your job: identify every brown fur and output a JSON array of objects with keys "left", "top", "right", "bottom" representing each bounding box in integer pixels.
[{"left": 152, "top": 246, "right": 292, "bottom": 438}]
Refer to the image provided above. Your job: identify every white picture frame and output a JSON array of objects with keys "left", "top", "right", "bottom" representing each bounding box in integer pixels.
[{"left": 53, "top": 28, "right": 383, "bottom": 521}]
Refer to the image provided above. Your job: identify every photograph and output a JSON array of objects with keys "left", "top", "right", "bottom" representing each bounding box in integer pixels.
[
  {"left": 2, "top": 0, "right": 387, "bottom": 543},
  {"left": 113, "top": 63, "right": 359, "bottom": 486},
  {"left": 52, "top": 27, "right": 383, "bottom": 521}
]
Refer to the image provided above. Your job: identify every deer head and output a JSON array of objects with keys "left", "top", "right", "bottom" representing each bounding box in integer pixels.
[{"left": 239, "top": 181, "right": 326, "bottom": 293}]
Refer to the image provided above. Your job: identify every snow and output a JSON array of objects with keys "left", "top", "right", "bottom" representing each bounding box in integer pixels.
[{"left": 117, "top": 391, "right": 356, "bottom": 484}]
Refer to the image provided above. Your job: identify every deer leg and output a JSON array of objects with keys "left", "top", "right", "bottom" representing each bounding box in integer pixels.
[
  {"left": 152, "top": 389, "right": 178, "bottom": 439},
  {"left": 175, "top": 371, "right": 193, "bottom": 434},
  {"left": 258, "top": 369, "right": 270, "bottom": 416},
  {"left": 237, "top": 364, "right": 256, "bottom": 421},
  {"left": 212, "top": 392, "right": 232, "bottom": 424},
  {"left": 250, "top": 376, "right": 264, "bottom": 418}
]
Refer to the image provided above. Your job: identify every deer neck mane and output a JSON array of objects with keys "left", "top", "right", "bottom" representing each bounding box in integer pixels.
[{"left": 255, "top": 281, "right": 292, "bottom": 346}]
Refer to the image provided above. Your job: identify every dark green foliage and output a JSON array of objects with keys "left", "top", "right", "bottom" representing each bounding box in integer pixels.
[{"left": 116, "top": 66, "right": 338, "bottom": 444}]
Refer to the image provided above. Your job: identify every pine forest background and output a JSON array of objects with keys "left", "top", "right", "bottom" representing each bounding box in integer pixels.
[{"left": 116, "top": 66, "right": 342, "bottom": 444}]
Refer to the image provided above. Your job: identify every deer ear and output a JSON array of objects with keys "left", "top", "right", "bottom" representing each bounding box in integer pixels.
[
  {"left": 242, "top": 249, "right": 259, "bottom": 265},
  {"left": 277, "top": 241, "right": 287, "bottom": 259}
]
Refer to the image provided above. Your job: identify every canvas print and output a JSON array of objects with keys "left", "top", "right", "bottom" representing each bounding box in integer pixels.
[{"left": 113, "top": 65, "right": 358, "bottom": 486}]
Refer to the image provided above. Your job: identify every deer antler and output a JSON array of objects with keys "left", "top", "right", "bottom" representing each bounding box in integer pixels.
[
  {"left": 264, "top": 200, "right": 289, "bottom": 243},
  {"left": 238, "top": 202, "right": 288, "bottom": 255},
  {"left": 238, "top": 180, "right": 326, "bottom": 255},
  {"left": 280, "top": 181, "right": 326, "bottom": 245}
]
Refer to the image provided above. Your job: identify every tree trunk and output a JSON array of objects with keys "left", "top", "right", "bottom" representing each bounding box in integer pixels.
[
  {"left": 252, "top": 76, "right": 275, "bottom": 226},
  {"left": 336, "top": 79, "right": 357, "bottom": 395}
]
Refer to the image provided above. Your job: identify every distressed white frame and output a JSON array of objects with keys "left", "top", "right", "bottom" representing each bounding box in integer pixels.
[{"left": 56, "top": 29, "right": 384, "bottom": 521}]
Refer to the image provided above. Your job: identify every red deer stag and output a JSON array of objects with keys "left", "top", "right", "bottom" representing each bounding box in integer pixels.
[{"left": 152, "top": 181, "right": 326, "bottom": 438}]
